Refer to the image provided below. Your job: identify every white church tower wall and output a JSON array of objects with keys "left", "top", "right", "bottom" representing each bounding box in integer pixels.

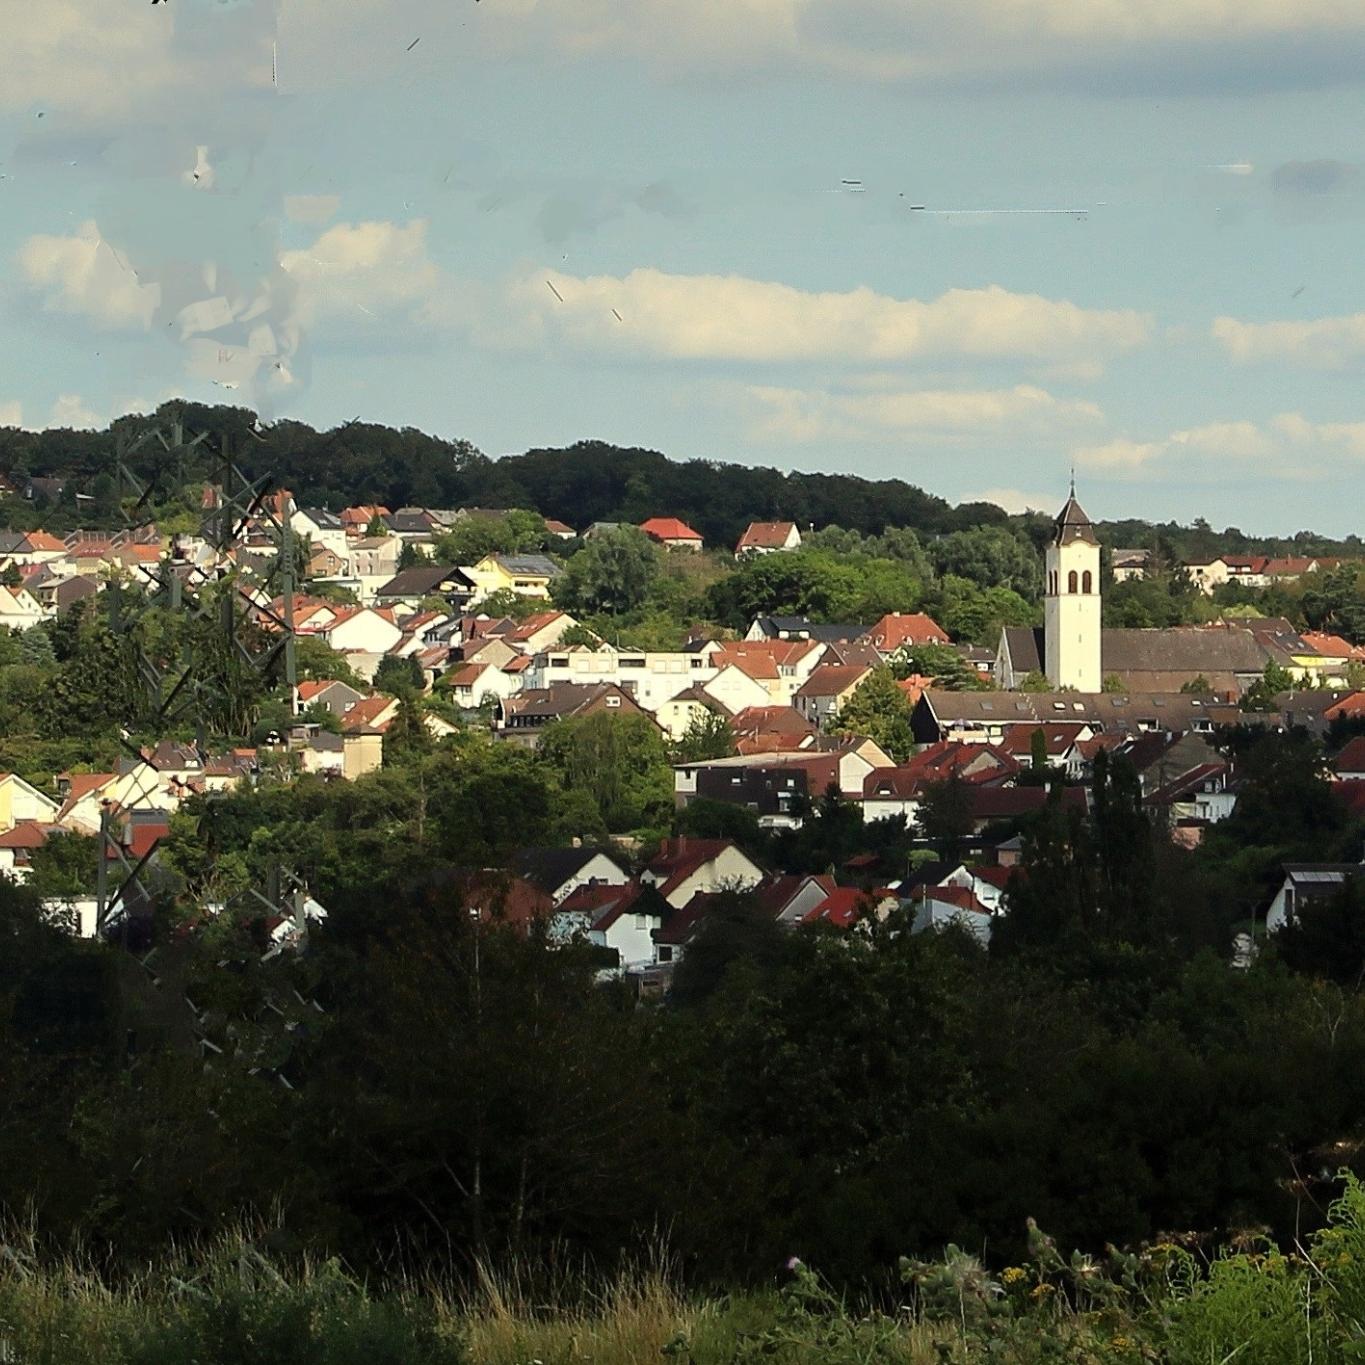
[{"left": 1044, "top": 486, "right": 1102, "bottom": 692}]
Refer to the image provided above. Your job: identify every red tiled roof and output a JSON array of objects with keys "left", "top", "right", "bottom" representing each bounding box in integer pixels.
[
  {"left": 639, "top": 517, "right": 703, "bottom": 543},
  {"left": 711, "top": 640, "right": 819, "bottom": 680},
  {"left": 736, "top": 521, "right": 797, "bottom": 551},
  {"left": 730, "top": 705, "right": 816, "bottom": 736},
  {"left": 868, "top": 613, "right": 950, "bottom": 651},
  {"left": 506, "top": 611, "right": 565, "bottom": 642},
  {"left": 1334, "top": 736, "right": 1365, "bottom": 774},
  {"left": 917, "top": 883, "right": 992, "bottom": 916},
  {"left": 0, "top": 820, "right": 57, "bottom": 850},
  {"left": 801, "top": 886, "right": 893, "bottom": 929},
  {"left": 339, "top": 696, "right": 398, "bottom": 733}
]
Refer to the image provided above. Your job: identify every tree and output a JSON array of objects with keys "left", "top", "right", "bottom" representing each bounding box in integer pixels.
[
  {"left": 538, "top": 711, "right": 673, "bottom": 832},
  {"left": 916, "top": 775, "right": 973, "bottom": 865},
  {"left": 888, "top": 642, "right": 988, "bottom": 692},
  {"left": 672, "top": 708, "right": 735, "bottom": 763},
  {"left": 364, "top": 513, "right": 388, "bottom": 537},
  {"left": 397, "top": 539, "right": 426, "bottom": 570},
  {"left": 374, "top": 653, "right": 425, "bottom": 696},
  {"left": 1241, "top": 660, "right": 1297, "bottom": 712},
  {"left": 553, "top": 527, "right": 660, "bottom": 616},
  {"left": 383, "top": 696, "right": 433, "bottom": 763},
  {"left": 0, "top": 562, "right": 20, "bottom": 590},
  {"left": 833, "top": 667, "right": 914, "bottom": 762},
  {"left": 1181, "top": 675, "right": 1213, "bottom": 695},
  {"left": 294, "top": 636, "right": 365, "bottom": 688}
]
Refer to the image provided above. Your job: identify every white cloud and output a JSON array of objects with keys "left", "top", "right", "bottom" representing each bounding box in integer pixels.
[
  {"left": 0, "top": 402, "right": 23, "bottom": 428},
  {"left": 1212, "top": 312, "right": 1365, "bottom": 369},
  {"left": 512, "top": 268, "right": 1149, "bottom": 365},
  {"left": 1077, "top": 412, "right": 1365, "bottom": 479},
  {"left": 17, "top": 221, "right": 160, "bottom": 329},
  {"left": 281, "top": 219, "right": 447, "bottom": 326},
  {"left": 746, "top": 382, "right": 1103, "bottom": 444}
]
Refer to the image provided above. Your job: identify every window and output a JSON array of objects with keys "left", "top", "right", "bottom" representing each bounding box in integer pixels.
[
  {"left": 550, "top": 656, "right": 568, "bottom": 667},
  {"left": 1082, "top": 570, "right": 1093, "bottom": 594},
  {"left": 635, "top": 913, "right": 648, "bottom": 929},
  {"left": 605, "top": 695, "right": 621, "bottom": 708},
  {"left": 1068, "top": 570, "right": 1078, "bottom": 593},
  {"left": 657, "top": 945, "right": 673, "bottom": 963},
  {"left": 621, "top": 657, "right": 645, "bottom": 668}
]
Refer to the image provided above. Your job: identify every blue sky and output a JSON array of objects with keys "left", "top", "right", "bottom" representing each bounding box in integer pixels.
[{"left": 5, "top": 0, "right": 1365, "bottom": 534}]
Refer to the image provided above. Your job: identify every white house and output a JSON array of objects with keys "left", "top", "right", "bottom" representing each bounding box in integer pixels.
[
  {"left": 322, "top": 607, "right": 404, "bottom": 655},
  {"left": 1265, "top": 863, "right": 1364, "bottom": 934},
  {"left": 0, "top": 772, "right": 60, "bottom": 832},
  {"left": 530, "top": 644, "right": 716, "bottom": 711},
  {"left": 641, "top": 837, "right": 765, "bottom": 909}
]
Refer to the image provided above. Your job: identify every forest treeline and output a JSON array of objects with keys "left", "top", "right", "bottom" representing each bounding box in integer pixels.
[{"left": 2, "top": 399, "right": 1360, "bottom": 561}]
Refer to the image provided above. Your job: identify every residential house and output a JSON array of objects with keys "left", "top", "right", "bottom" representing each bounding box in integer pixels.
[
  {"left": 531, "top": 644, "right": 716, "bottom": 711},
  {"left": 641, "top": 837, "right": 764, "bottom": 908},
  {"left": 912, "top": 690, "right": 1239, "bottom": 746},
  {"left": 557, "top": 881, "right": 669, "bottom": 969},
  {"left": 501, "top": 611, "right": 578, "bottom": 655},
  {"left": 444, "top": 661, "right": 521, "bottom": 710},
  {"left": 291, "top": 507, "right": 349, "bottom": 561},
  {"left": 496, "top": 682, "right": 651, "bottom": 745},
  {"left": 793, "top": 663, "right": 872, "bottom": 726},
  {"left": 639, "top": 517, "right": 703, "bottom": 552},
  {"left": 735, "top": 521, "right": 801, "bottom": 556},
  {"left": 1111, "top": 549, "right": 1151, "bottom": 582},
  {"left": 0, "top": 821, "right": 61, "bottom": 882},
  {"left": 347, "top": 536, "right": 402, "bottom": 601},
  {"left": 0, "top": 585, "right": 47, "bottom": 629},
  {"left": 867, "top": 612, "right": 950, "bottom": 654},
  {"left": 753, "top": 872, "right": 840, "bottom": 925},
  {"left": 1266, "top": 863, "right": 1365, "bottom": 934},
  {"left": 318, "top": 606, "right": 404, "bottom": 656},
  {"left": 339, "top": 504, "right": 391, "bottom": 532},
  {"left": 374, "top": 564, "right": 473, "bottom": 611},
  {"left": 296, "top": 679, "right": 367, "bottom": 719},
  {"left": 654, "top": 686, "right": 729, "bottom": 743},
  {"left": 908, "top": 883, "right": 996, "bottom": 944},
  {"left": 995, "top": 723, "right": 1090, "bottom": 778},
  {"left": 1333, "top": 737, "right": 1365, "bottom": 781},
  {"left": 801, "top": 885, "right": 899, "bottom": 929},
  {"left": 543, "top": 518, "right": 577, "bottom": 541},
  {"left": 730, "top": 705, "right": 818, "bottom": 753},
  {"left": 0, "top": 772, "right": 60, "bottom": 832},
  {"left": 464, "top": 553, "right": 561, "bottom": 604},
  {"left": 703, "top": 640, "right": 826, "bottom": 709},
  {"left": 745, "top": 615, "right": 867, "bottom": 644},
  {"left": 509, "top": 846, "right": 632, "bottom": 906}
]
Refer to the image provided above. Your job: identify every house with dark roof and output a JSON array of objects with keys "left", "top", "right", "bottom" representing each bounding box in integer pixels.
[
  {"left": 495, "top": 682, "right": 651, "bottom": 746},
  {"left": 793, "top": 663, "right": 873, "bottom": 726},
  {"left": 374, "top": 564, "right": 474, "bottom": 609},
  {"left": 509, "top": 846, "right": 631, "bottom": 906},
  {"left": 1266, "top": 863, "right": 1365, "bottom": 934},
  {"left": 745, "top": 615, "right": 868, "bottom": 644}
]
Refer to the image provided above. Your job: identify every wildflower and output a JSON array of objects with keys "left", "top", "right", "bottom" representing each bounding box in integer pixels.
[
  {"left": 1029, "top": 1283, "right": 1056, "bottom": 1301},
  {"left": 1001, "top": 1266, "right": 1027, "bottom": 1286}
]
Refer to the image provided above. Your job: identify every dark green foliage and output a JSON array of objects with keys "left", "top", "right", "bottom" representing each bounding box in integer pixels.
[
  {"left": 552, "top": 526, "right": 660, "bottom": 616},
  {"left": 373, "top": 653, "right": 425, "bottom": 696}
]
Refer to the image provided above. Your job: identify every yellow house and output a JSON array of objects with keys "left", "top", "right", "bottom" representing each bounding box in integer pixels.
[
  {"left": 0, "top": 773, "right": 60, "bottom": 833},
  {"left": 464, "top": 553, "right": 561, "bottom": 604}
]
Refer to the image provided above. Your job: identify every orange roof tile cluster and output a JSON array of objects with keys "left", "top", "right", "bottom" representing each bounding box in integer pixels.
[
  {"left": 735, "top": 521, "right": 797, "bottom": 552},
  {"left": 639, "top": 517, "right": 703, "bottom": 544}
]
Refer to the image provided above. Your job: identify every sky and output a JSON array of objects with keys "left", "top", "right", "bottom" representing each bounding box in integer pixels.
[{"left": 4, "top": 2, "right": 1365, "bottom": 535}]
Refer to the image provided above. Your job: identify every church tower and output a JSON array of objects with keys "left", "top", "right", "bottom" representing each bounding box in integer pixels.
[{"left": 1044, "top": 483, "right": 1102, "bottom": 692}]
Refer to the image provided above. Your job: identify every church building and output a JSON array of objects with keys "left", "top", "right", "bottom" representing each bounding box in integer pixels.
[{"left": 994, "top": 490, "right": 1275, "bottom": 695}]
